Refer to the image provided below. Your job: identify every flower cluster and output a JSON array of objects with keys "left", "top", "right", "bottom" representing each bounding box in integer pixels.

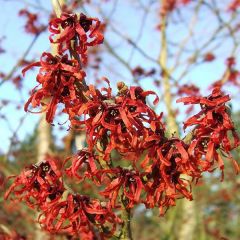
[
  {"left": 70, "top": 80, "right": 162, "bottom": 161},
  {"left": 5, "top": 156, "right": 64, "bottom": 208},
  {"left": 142, "top": 138, "right": 196, "bottom": 214},
  {"left": 23, "top": 12, "right": 104, "bottom": 123},
  {"left": 49, "top": 12, "right": 103, "bottom": 64},
  {"left": 65, "top": 85, "right": 239, "bottom": 215},
  {"left": 65, "top": 148, "right": 99, "bottom": 182},
  {"left": 6, "top": 6, "right": 240, "bottom": 240},
  {"left": 39, "top": 193, "right": 120, "bottom": 237},
  {"left": 225, "top": 57, "right": 240, "bottom": 87},
  {"left": 132, "top": 66, "right": 156, "bottom": 80},
  {"left": 5, "top": 156, "right": 120, "bottom": 238},
  {"left": 19, "top": 9, "right": 45, "bottom": 35},
  {"left": 177, "top": 87, "right": 240, "bottom": 179},
  {"left": 23, "top": 53, "right": 86, "bottom": 122}
]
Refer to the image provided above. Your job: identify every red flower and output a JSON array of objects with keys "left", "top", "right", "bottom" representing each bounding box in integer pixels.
[
  {"left": 100, "top": 167, "right": 144, "bottom": 208},
  {"left": 65, "top": 148, "right": 99, "bottom": 182},
  {"left": 177, "top": 87, "right": 240, "bottom": 179},
  {"left": 176, "top": 84, "right": 200, "bottom": 115},
  {"left": 39, "top": 193, "right": 120, "bottom": 237},
  {"left": 228, "top": 0, "right": 240, "bottom": 11},
  {"left": 226, "top": 57, "right": 236, "bottom": 67},
  {"left": 161, "top": 0, "right": 191, "bottom": 15},
  {"left": 19, "top": 9, "right": 46, "bottom": 35},
  {"left": 204, "top": 52, "right": 215, "bottom": 62},
  {"left": 142, "top": 138, "right": 195, "bottom": 215},
  {"left": 225, "top": 57, "right": 240, "bottom": 87},
  {"left": 132, "top": 66, "right": 156, "bottom": 79},
  {"left": 177, "top": 84, "right": 200, "bottom": 97},
  {"left": 161, "top": 0, "right": 177, "bottom": 15},
  {"left": 12, "top": 75, "right": 22, "bottom": 89},
  {"left": 5, "top": 155, "right": 64, "bottom": 208},
  {"left": 23, "top": 52, "right": 86, "bottom": 123},
  {"left": 49, "top": 12, "right": 104, "bottom": 64}
]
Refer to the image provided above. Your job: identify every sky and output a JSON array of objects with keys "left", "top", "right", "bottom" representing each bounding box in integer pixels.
[{"left": 0, "top": 0, "right": 239, "bottom": 154}]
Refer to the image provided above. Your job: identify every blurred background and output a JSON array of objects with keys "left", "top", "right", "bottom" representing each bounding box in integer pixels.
[{"left": 0, "top": 0, "right": 239, "bottom": 239}]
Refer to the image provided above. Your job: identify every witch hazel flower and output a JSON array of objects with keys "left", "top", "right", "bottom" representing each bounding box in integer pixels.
[
  {"left": 49, "top": 12, "right": 104, "bottom": 64},
  {"left": 23, "top": 52, "right": 86, "bottom": 123},
  {"left": 177, "top": 87, "right": 240, "bottom": 179},
  {"left": 4, "top": 155, "right": 64, "bottom": 208},
  {"left": 39, "top": 193, "right": 120, "bottom": 237}
]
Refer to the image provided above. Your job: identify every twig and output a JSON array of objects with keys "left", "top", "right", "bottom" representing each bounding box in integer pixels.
[{"left": 0, "top": 33, "right": 42, "bottom": 86}]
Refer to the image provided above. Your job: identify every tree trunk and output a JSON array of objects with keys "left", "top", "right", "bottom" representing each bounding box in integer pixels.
[
  {"left": 75, "top": 132, "right": 86, "bottom": 150},
  {"left": 159, "top": 1, "right": 196, "bottom": 239},
  {"left": 37, "top": 113, "right": 52, "bottom": 163},
  {"left": 178, "top": 199, "right": 196, "bottom": 240},
  {"left": 35, "top": 113, "right": 52, "bottom": 240}
]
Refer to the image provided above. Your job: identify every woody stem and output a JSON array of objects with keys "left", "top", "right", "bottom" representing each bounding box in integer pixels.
[
  {"left": 120, "top": 192, "right": 133, "bottom": 240},
  {"left": 51, "top": 0, "right": 63, "bottom": 17},
  {"left": 159, "top": 0, "right": 179, "bottom": 136}
]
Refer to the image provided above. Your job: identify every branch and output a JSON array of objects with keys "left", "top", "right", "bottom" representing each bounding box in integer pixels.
[
  {"left": 159, "top": 0, "right": 179, "bottom": 136},
  {"left": 119, "top": 192, "right": 133, "bottom": 240},
  {"left": 0, "top": 33, "right": 42, "bottom": 86},
  {"left": 51, "top": 0, "right": 63, "bottom": 17}
]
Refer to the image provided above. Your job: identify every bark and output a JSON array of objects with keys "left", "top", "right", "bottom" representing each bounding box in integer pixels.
[
  {"left": 159, "top": 6, "right": 179, "bottom": 137},
  {"left": 37, "top": 113, "right": 52, "bottom": 163},
  {"left": 178, "top": 199, "right": 196, "bottom": 240},
  {"left": 35, "top": 113, "right": 52, "bottom": 240},
  {"left": 120, "top": 195, "right": 133, "bottom": 240},
  {"left": 159, "top": 1, "right": 196, "bottom": 239},
  {"left": 75, "top": 132, "right": 86, "bottom": 150}
]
